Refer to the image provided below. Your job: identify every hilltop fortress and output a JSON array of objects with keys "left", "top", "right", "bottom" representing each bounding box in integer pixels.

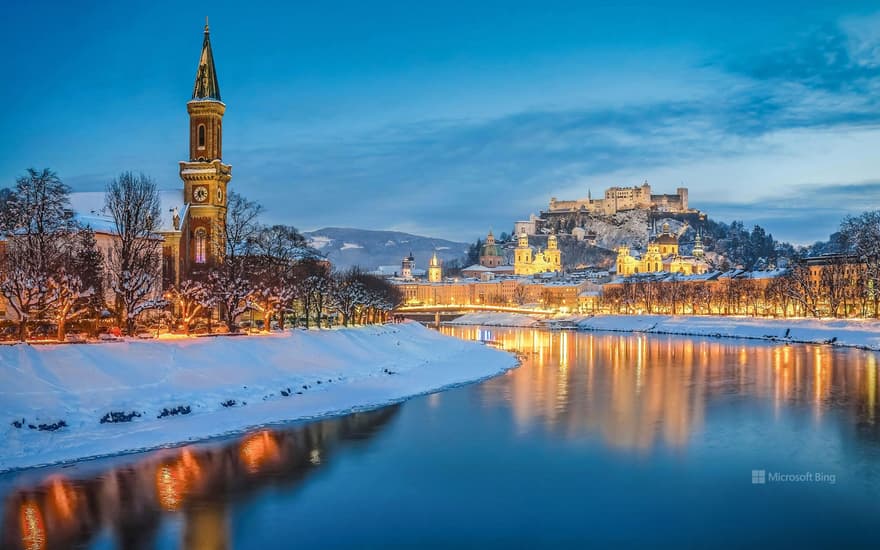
[
  {"left": 547, "top": 181, "right": 692, "bottom": 217},
  {"left": 514, "top": 181, "right": 703, "bottom": 239}
]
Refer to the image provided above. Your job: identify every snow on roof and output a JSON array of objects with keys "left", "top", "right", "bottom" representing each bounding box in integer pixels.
[
  {"left": 68, "top": 191, "right": 107, "bottom": 217},
  {"left": 69, "top": 190, "right": 186, "bottom": 235},
  {"left": 76, "top": 214, "right": 117, "bottom": 235},
  {"left": 461, "top": 264, "right": 514, "bottom": 273},
  {"left": 69, "top": 192, "right": 115, "bottom": 235},
  {"left": 180, "top": 167, "right": 219, "bottom": 175}
]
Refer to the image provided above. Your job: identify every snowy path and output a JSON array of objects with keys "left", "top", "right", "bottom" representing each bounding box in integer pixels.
[{"left": 0, "top": 323, "right": 517, "bottom": 472}]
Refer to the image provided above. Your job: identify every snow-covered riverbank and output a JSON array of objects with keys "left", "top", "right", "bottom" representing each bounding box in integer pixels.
[
  {"left": 447, "top": 313, "right": 880, "bottom": 350},
  {"left": 0, "top": 323, "right": 517, "bottom": 472}
]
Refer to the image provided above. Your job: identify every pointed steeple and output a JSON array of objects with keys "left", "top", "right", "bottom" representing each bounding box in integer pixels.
[{"left": 192, "top": 18, "right": 221, "bottom": 101}]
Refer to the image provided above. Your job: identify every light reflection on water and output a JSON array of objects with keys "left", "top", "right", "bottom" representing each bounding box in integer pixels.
[
  {"left": 453, "top": 326, "right": 879, "bottom": 450},
  {"left": 2, "top": 327, "right": 880, "bottom": 548},
  {"left": 1, "top": 408, "right": 401, "bottom": 549}
]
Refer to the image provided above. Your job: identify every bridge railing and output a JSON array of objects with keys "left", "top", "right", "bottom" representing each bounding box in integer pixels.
[{"left": 394, "top": 304, "right": 555, "bottom": 315}]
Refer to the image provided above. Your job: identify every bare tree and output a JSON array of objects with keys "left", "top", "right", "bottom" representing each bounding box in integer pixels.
[
  {"left": 663, "top": 274, "right": 686, "bottom": 315},
  {"left": 48, "top": 229, "right": 106, "bottom": 340},
  {"left": 330, "top": 268, "right": 368, "bottom": 326},
  {"left": 766, "top": 273, "right": 793, "bottom": 318},
  {"left": 308, "top": 268, "right": 333, "bottom": 328},
  {"left": 819, "top": 256, "right": 850, "bottom": 317},
  {"left": 512, "top": 284, "right": 528, "bottom": 306},
  {"left": 251, "top": 224, "right": 315, "bottom": 330},
  {"left": 48, "top": 263, "right": 88, "bottom": 341},
  {"left": 840, "top": 212, "right": 880, "bottom": 317},
  {"left": 785, "top": 261, "right": 820, "bottom": 317},
  {"left": 0, "top": 168, "right": 76, "bottom": 340},
  {"left": 1, "top": 241, "right": 51, "bottom": 340},
  {"left": 691, "top": 282, "right": 712, "bottom": 315},
  {"left": 292, "top": 258, "right": 331, "bottom": 328},
  {"left": 168, "top": 279, "right": 214, "bottom": 334},
  {"left": 633, "top": 279, "right": 660, "bottom": 313},
  {"left": 209, "top": 192, "right": 263, "bottom": 332},
  {"left": 105, "top": 172, "right": 165, "bottom": 334}
]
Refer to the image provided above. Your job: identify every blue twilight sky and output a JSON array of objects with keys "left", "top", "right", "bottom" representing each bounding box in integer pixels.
[{"left": 2, "top": 0, "right": 880, "bottom": 243}]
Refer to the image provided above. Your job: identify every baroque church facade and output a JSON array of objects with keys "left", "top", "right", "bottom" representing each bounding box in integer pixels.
[
  {"left": 514, "top": 232, "right": 562, "bottom": 275},
  {"left": 616, "top": 223, "right": 708, "bottom": 276},
  {"left": 159, "top": 21, "right": 231, "bottom": 288}
]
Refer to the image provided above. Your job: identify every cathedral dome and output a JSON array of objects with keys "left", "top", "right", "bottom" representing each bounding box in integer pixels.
[
  {"left": 654, "top": 233, "right": 678, "bottom": 245},
  {"left": 653, "top": 222, "right": 678, "bottom": 245},
  {"left": 482, "top": 241, "right": 501, "bottom": 257}
]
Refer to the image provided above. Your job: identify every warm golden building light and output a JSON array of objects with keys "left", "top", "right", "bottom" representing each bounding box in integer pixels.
[{"left": 19, "top": 501, "right": 46, "bottom": 550}]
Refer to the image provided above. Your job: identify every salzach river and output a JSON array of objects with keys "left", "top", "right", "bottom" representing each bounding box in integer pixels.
[{"left": 3, "top": 327, "right": 880, "bottom": 548}]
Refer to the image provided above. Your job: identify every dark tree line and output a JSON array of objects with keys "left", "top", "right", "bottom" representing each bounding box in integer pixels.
[{"left": 699, "top": 219, "right": 782, "bottom": 270}]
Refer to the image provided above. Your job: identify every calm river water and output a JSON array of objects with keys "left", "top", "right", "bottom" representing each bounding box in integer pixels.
[{"left": 2, "top": 327, "right": 880, "bottom": 548}]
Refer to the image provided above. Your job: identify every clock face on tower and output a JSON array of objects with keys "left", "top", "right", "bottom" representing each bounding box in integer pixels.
[
  {"left": 217, "top": 187, "right": 223, "bottom": 204},
  {"left": 193, "top": 186, "right": 208, "bottom": 203}
]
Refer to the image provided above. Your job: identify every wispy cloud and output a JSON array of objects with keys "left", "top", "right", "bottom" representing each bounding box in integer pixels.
[
  {"left": 724, "top": 15, "right": 880, "bottom": 94},
  {"left": 62, "top": 11, "right": 880, "bottom": 243}
]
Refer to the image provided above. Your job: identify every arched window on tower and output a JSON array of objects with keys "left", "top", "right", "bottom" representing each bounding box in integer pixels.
[
  {"left": 198, "top": 124, "right": 206, "bottom": 149},
  {"left": 194, "top": 227, "right": 207, "bottom": 264}
]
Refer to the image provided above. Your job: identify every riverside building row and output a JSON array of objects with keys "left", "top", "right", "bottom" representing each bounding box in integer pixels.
[{"left": 390, "top": 247, "right": 872, "bottom": 318}]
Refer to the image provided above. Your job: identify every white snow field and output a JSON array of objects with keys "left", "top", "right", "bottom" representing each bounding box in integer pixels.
[
  {"left": 448, "top": 312, "right": 880, "bottom": 350},
  {"left": 0, "top": 323, "right": 517, "bottom": 472}
]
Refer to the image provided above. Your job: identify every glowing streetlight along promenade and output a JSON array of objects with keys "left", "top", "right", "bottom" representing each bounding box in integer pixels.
[{"left": 395, "top": 304, "right": 555, "bottom": 315}]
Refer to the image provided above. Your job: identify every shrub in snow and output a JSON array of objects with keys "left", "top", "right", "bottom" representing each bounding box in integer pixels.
[
  {"left": 157, "top": 405, "right": 191, "bottom": 418},
  {"left": 100, "top": 411, "right": 142, "bottom": 424},
  {"left": 221, "top": 399, "right": 237, "bottom": 408},
  {"left": 28, "top": 420, "right": 67, "bottom": 431}
]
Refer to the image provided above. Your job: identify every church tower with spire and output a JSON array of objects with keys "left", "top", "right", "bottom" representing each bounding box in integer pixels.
[
  {"left": 179, "top": 18, "right": 231, "bottom": 272},
  {"left": 428, "top": 251, "right": 443, "bottom": 282}
]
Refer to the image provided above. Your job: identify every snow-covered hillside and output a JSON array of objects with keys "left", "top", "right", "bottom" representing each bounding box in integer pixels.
[
  {"left": 0, "top": 323, "right": 517, "bottom": 472},
  {"left": 303, "top": 227, "right": 468, "bottom": 270},
  {"left": 581, "top": 211, "right": 690, "bottom": 251}
]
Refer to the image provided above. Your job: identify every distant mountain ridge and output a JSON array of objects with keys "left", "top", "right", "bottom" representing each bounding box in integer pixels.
[{"left": 303, "top": 227, "right": 469, "bottom": 271}]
